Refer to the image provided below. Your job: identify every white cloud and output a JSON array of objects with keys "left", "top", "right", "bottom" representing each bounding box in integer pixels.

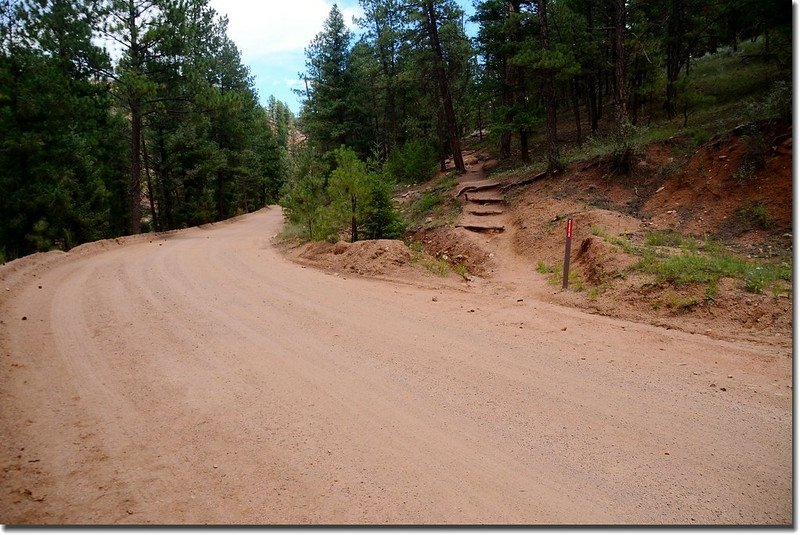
[{"left": 209, "top": 0, "right": 363, "bottom": 61}]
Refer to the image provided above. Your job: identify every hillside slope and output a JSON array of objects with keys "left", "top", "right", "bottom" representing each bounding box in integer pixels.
[{"left": 401, "top": 118, "right": 791, "bottom": 348}]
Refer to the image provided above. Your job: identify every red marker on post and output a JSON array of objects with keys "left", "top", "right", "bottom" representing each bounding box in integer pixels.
[{"left": 562, "top": 218, "right": 574, "bottom": 289}]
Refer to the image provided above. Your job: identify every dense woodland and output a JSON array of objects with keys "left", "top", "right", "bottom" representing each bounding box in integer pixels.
[
  {"left": 0, "top": 0, "right": 292, "bottom": 260},
  {"left": 283, "top": 0, "right": 791, "bottom": 241},
  {"left": 1, "top": 0, "right": 792, "bottom": 258}
]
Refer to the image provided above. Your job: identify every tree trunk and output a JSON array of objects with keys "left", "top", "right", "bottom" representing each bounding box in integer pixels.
[
  {"left": 520, "top": 130, "right": 529, "bottom": 162},
  {"left": 664, "top": 0, "right": 682, "bottom": 118},
  {"left": 350, "top": 194, "right": 358, "bottom": 242},
  {"left": 596, "top": 69, "right": 603, "bottom": 125},
  {"left": 126, "top": 0, "right": 142, "bottom": 234},
  {"left": 500, "top": 130, "right": 512, "bottom": 160},
  {"left": 501, "top": 1, "right": 522, "bottom": 161},
  {"left": 536, "top": 0, "right": 560, "bottom": 173},
  {"left": 130, "top": 108, "right": 142, "bottom": 234},
  {"left": 156, "top": 127, "right": 173, "bottom": 229},
  {"left": 141, "top": 129, "right": 159, "bottom": 231},
  {"left": 241, "top": 174, "right": 248, "bottom": 213},
  {"left": 216, "top": 169, "right": 224, "bottom": 222},
  {"left": 613, "top": 0, "right": 627, "bottom": 126},
  {"left": 572, "top": 78, "right": 582, "bottom": 147},
  {"left": 424, "top": 0, "right": 465, "bottom": 173},
  {"left": 587, "top": 75, "right": 598, "bottom": 133}
]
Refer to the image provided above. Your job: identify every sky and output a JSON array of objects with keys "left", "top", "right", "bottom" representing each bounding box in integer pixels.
[{"left": 208, "top": 0, "right": 476, "bottom": 115}]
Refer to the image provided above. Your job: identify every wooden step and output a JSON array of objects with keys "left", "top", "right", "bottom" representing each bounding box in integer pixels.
[
  {"left": 455, "top": 180, "right": 502, "bottom": 197},
  {"left": 456, "top": 222, "right": 505, "bottom": 233},
  {"left": 465, "top": 191, "right": 504, "bottom": 203},
  {"left": 467, "top": 207, "right": 504, "bottom": 216}
]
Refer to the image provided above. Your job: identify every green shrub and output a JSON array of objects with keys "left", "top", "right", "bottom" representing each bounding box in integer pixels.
[
  {"left": 586, "top": 120, "right": 648, "bottom": 174},
  {"left": 704, "top": 281, "right": 719, "bottom": 303},
  {"left": 411, "top": 252, "right": 450, "bottom": 276},
  {"left": 536, "top": 260, "right": 559, "bottom": 274},
  {"left": 384, "top": 140, "right": 439, "bottom": 185},
  {"left": 692, "top": 130, "right": 710, "bottom": 147},
  {"left": 743, "top": 266, "right": 766, "bottom": 293},
  {"left": 746, "top": 80, "right": 792, "bottom": 121},
  {"left": 413, "top": 192, "right": 442, "bottom": 215},
  {"left": 667, "top": 294, "right": 699, "bottom": 310},
  {"left": 645, "top": 231, "right": 684, "bottom": 247},
  {"left": 363, "top": 174, "right": 406, "bottom": 239},
  {"left": 645, "top": 231, "right": 697, "bottom": 251},
  {"left": 738, "top": 201, "right": 772, "bottom": 230}
]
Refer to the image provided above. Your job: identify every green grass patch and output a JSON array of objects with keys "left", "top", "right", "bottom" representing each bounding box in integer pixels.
[
  {"left": 593, "top": 225, "right": 791, "bottom": 296},
  {"left": 587, "top": 287, "right": 602, "bottom": 301},
  {"left": 435, "top": 172, "right": 459, "bottom": 191},
  {"left": 666, "top": 294, "right": 699, "bottom": 311},
  {"left": 536, "top": 260, "right": 584, "bottom": 290},
  {"left": 644, "top": 231, "right": 697, "bottom": 251},
  {"left": 704, "top": 281, "right": 720, "bottom": 303},
  {"left": 276, "top": 222, "right": 308, "bottom": 242},
  {"left": 639, "top": 249, "right": 790, "bottom": 290},
  {"left": 536, "top": 260, "right": 559, "bottom": 274},
  {"left": 410, "top": 250, "right": 450, "bottom": 277},
  {"left": 453, "top": 263, "right": 469, "bottom": 277},
  {"left": 738, "top": 201, "right": 772, "bottom": 230},
  {"left": 411, "top": 192, "right": 443, "bottom": 216},
  {"left": 591, "top": 225, "right": 642, "bottom": 255},
  {"left": 403, "top": 172, "right": 461, "bottom": 228}
]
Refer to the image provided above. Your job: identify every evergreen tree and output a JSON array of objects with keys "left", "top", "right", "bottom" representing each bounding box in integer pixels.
[
  {"left": 300, "top": 5, "right": 360, "bottom": 157},
  {"left": 0, "top": 0, "right": 128, "bottom": 258}
]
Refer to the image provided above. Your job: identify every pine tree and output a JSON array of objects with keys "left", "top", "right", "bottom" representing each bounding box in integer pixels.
[
  {"left": 0, "top": 0, "right": 127, "bottom": 258},
  {"left": 301, "top": 5, "right": 357, "bottom": 157}
]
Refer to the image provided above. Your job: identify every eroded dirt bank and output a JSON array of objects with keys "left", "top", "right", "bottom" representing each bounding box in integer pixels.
[{"left": 0, "top": 208, "right": 791, "bottom": 524}]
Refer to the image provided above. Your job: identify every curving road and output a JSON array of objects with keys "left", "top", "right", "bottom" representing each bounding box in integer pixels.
[{"left": 0, "top": 208, "right": 791, "bottom": 524}]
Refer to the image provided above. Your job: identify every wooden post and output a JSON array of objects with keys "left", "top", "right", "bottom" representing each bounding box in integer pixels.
[{"left": 562, "top": 218, "right": 574, "bottom": 289}]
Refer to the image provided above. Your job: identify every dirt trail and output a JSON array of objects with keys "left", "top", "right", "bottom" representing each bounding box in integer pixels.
[
  {"left": 455, "top": 152, "right": 506, "bottom": 234},
  {"left": 448, "top": 153, "right": 564, "bottom": 300},
  {"left": 0, "top": 207, "right": 791, "bottom": 524}
]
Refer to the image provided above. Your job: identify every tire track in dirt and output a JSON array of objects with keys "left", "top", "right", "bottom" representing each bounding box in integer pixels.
[{"left": 0, "top": 207, "right": 791, "bottom": 524}]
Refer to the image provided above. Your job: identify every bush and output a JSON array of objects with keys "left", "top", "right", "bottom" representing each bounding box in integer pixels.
[
  {"left": 282, "top": 147, "right": 406, "bottom": 242},
  {"left": 585, "top": 121, "right": 648, "bottom": 174},
  {"left": 738, "top": 201, "right": 772, "bottom": 230},
  {"left": 363, "top": 174, "right": 406, "bottom": 239},
  {"left": 747, "top": 80, "right": 792, "bottom": 121},
  {"left": 384, "top": 140, "right": 438, "bottom": 185},
  {"left": 744, "top": 266, "right": 767, "bottom": 293}
]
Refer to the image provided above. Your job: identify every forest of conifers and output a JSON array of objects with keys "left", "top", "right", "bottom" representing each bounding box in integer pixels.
[{"left": 0, "top": 0, "right": 791, "bottom": 260}]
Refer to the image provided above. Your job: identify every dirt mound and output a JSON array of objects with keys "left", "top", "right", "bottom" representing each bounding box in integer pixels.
[
  {"left": 641, "top": 120, "right": 792, "bottom": 251},
  {"left": 293, "top": 239, "right": 413, "bottom": 277},
  {"left": 574, "top": 237, "right": 633, "bottom": 286},
  {"left": 497, "top": 121, "right": 792, "bottom": 347},
  {"left": 508, "top": 187, "right": 643, "bottom": 269},
  {"left": 410, "top": 227, "right": 495, "bottom": 276},
  {"left": 0, "top": 250, "right": 66, "bottom": 303}
]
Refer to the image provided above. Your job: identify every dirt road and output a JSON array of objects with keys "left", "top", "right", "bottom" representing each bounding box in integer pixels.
[{"left": 0, "top": 208, "right": 791, "bottom": 524}]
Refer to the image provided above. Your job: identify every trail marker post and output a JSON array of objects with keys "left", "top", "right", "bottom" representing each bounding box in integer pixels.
[{"left": 562, "top": 218, "right": 573, "bottom": 290}]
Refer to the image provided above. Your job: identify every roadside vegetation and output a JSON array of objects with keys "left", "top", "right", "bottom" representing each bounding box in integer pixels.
[{"left": 590, "top": 227, "right": 791, "bottom": 296}]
